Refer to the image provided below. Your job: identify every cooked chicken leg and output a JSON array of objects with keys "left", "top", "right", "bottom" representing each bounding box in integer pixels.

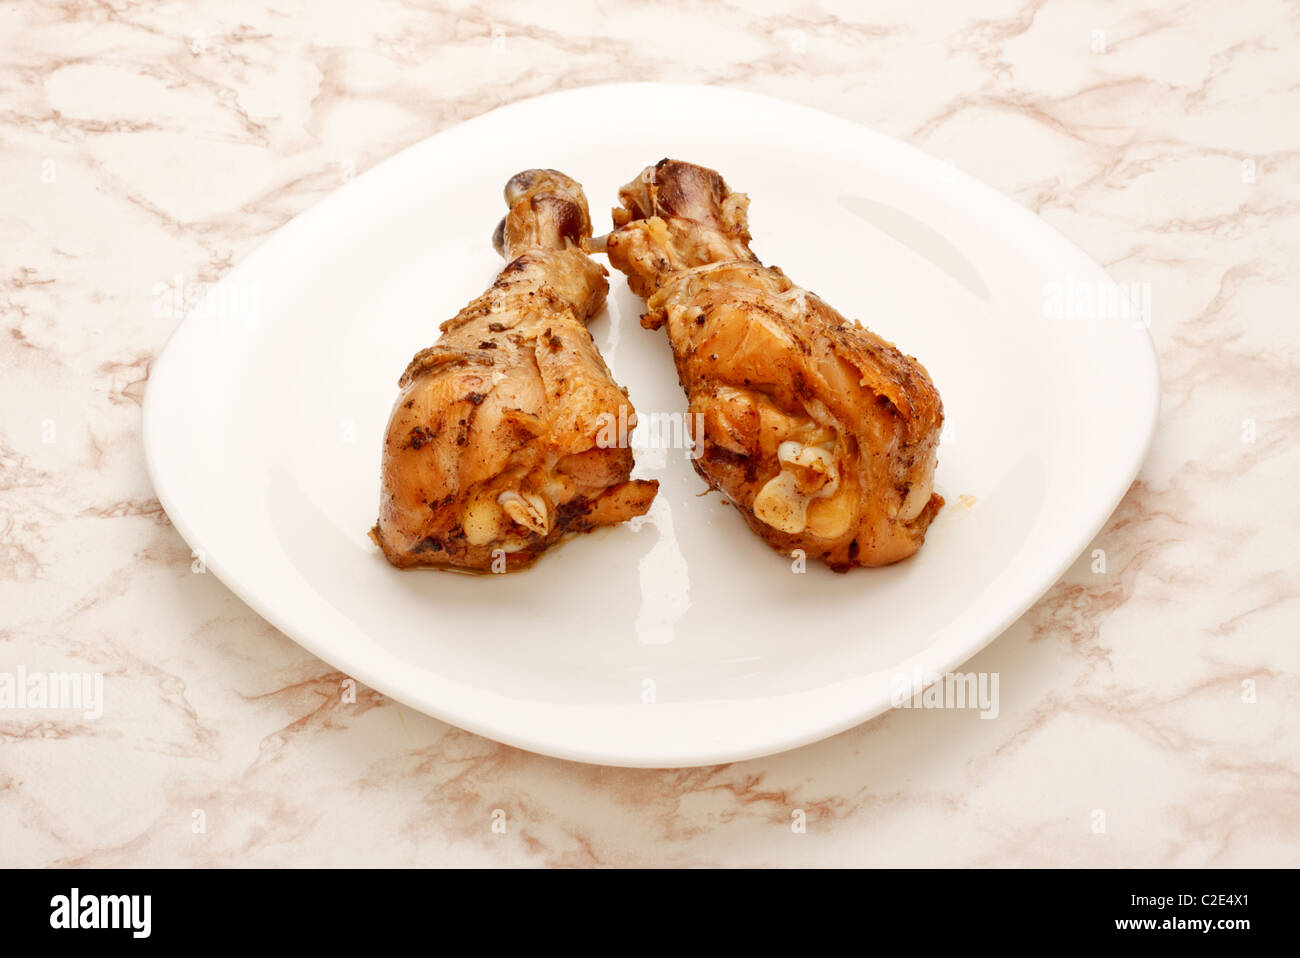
[
  {"left": 372, "top": 169, "right": 657, "bottom": 572},
  {"left": 602, "top": 159, "right": 943, "bottom": 570}
]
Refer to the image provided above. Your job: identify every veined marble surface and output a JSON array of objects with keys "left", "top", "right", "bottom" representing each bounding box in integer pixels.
[{"left": 1, "top": 0, "right": 1297, "bottom": 866}]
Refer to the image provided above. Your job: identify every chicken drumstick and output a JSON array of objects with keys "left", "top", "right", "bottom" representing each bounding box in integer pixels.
[
  {"left": 602, "top": 159, "right": 943, "bottom": 570},
  {"left": 373, "top": 169, "right": 657, "bottom": 572}
]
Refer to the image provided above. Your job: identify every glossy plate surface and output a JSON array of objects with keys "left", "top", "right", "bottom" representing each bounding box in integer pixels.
[{"left": 143, "top": 83, "right": 1159, "bottom": 767}]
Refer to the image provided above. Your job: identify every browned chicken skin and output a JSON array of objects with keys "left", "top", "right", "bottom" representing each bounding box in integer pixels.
[
  {"left": 372, "top": 169, "right": 657, "bottom": 572},
  {"left": 602, "top": 159, "right": 943, "bottom": 570}
]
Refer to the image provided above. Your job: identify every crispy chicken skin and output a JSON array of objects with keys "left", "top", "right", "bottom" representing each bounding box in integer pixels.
[
  {"left": 372, "top": 169, "right": 657, "bottom": 572},
  {"left": 601, "top": 159, "right": 943, "bottom": 570}
]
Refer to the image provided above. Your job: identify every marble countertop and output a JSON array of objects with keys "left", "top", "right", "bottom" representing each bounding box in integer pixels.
[{"left": 2, "top": 0, "right": 1297, "bottom": 866}]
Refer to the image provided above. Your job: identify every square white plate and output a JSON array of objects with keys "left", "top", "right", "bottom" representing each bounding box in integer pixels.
[{"left": 143, "top": 83, "right": 1158, "bottom": 767}]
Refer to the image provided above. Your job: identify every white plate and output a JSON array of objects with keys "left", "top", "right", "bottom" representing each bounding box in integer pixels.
[{"left": 143, "top": 83, "right": 1158, "bottom": 767}]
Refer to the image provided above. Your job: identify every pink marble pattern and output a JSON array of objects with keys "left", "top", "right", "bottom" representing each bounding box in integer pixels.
[{"left": 1, "top": 0, "right": 1297, "bottom": 865}]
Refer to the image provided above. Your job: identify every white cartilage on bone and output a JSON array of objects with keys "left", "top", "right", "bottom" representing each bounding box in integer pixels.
[
  {"left": 897, "top": 458, "right": 935, "bottom": 521},
  {"left": 498, "top": 490, "right": 550, "bottom": 536},
  {"left": 752, "top": 441, "right": 841, "bottom": 535}
]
